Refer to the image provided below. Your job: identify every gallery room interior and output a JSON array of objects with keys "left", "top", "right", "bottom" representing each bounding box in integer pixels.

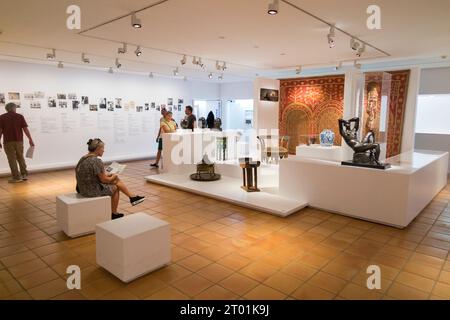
[{"left": 0, "top": 0, "right": 450, "bottom": 303}]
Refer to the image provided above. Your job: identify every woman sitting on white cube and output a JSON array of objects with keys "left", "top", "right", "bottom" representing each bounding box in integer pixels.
[{"left": 76, "top": 138, "right": 145, "bottom": 220}]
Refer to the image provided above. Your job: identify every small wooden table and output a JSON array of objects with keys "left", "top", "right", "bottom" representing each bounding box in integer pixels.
[{"left": 239, "top": 158, "right": 261, "bottom": 192}]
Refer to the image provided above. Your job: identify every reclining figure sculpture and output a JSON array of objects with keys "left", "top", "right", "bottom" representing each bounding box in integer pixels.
[{"left": 338, "top": 117, "right": 381, "bottom": 165}]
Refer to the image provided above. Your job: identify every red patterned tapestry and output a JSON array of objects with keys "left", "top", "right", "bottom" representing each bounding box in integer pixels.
[
  {"left": 279, "top": 71, "right": 410, "bottom": 157},
  {"left": 279, "top": 75, "right": 345, "bottom": 154}
]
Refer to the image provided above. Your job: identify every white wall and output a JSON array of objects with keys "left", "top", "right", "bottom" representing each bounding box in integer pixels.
[
  {"left": 416, "top": 66, "right": 450, "bottom": 172},
  {"left": 253, "top": 78, "right": 280, "bottom": 131},
  {"left": 220, "top": 82, "right": 253, "bottom": 100},
  {"left": 419, "top": 67, "right": 450, "bottom": 94},
  {"left": 0, "top": 60, "right": 220, "bottom": 174}
]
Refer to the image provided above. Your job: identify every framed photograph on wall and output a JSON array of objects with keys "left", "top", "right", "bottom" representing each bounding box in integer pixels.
[{"left": 260, "top": 88, "right": 279, "bottom": 102}]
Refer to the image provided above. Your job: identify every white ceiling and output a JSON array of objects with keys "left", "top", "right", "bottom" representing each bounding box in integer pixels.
[{"left": 0, "top": 0, "right": 449, "bottom": 82}]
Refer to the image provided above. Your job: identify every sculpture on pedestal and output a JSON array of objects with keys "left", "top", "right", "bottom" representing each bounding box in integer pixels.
[
  {"left": 338, "top": 117, "right": 390, "bottom": 169},
  {"left": 198, "top": 117, "right": 206, "bottom": 129},
  {"left": 190, "top": 155, "right": 221, "bottom": 181}
]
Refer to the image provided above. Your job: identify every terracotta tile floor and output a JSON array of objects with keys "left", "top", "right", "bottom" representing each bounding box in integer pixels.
[{"left": 0, "top": 160, "right": 450, "bottom": 300}]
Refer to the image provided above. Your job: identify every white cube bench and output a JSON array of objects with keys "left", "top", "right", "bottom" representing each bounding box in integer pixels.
[
  {"left": 96, "top": 212, "right": 171, "bottom": 283},
  {"left": 56, "top": 193, "right": 111, "bottom": 238}
]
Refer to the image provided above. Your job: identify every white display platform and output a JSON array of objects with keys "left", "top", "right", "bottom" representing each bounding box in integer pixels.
[
  {"left": 145, "top": 173, "right": 307, "bottom": 217},
  {"left": 279, "top": 150, "right": 449, "bottom": 228},
  {"left": 296, "top": 144, "right": 343, "bottom": 162}
]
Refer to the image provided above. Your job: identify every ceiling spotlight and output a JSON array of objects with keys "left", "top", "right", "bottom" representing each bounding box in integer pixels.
[
  {"left": 131, "top": 12, "right": 142, "bottom": 28},
  {"left": 81, "top": 53, "right": 90, "bottom": 63},
  {"left": 180, "top": 55, "right": 187, "bottom": 65},
  {"left": 108, "top": 67, "right": 114, "bottom": 74},
  {"left": 47, "top": 49, "right": 56, "bottom": 60},
  {"left": 198, "top": 57, "right": 204, "bottom": 68},
  {"left": 218, "top": 74, "right": 224, "bottom": 81},
  {"left": 149, "top": 72, "right": 154, "bottom": 78},
  {"left": 135, "top": 46, "right": 142, "bottom": 57},
  {"left": 115, "top": 58, "right": 122, "bottom": 69},
  {"left": 216, "top": 61, "right": 221, "bottom": 71},
  {"left": 57, "top": 61, "right": 64, "bottom": 69},
  {"left": 333, "top": 62, "right": 343, "bottom": 71},
  {"left": 327, "top": 25, "right": 336, "bottom": 48},
  {"left": 193, "top": 56, "right": 199, "bottom": 65},
  {"left": 268, "top": 0, "right": 279, "bottom": 15},
  {"left": 350, "top": 38, "right": 360, "bottom": 51},
  {"left": 173, "top": 67, "right": 179, "bottom": 76},
  {"left": 356, "top": 43, "right": 366, "bottom": 57},
  {"left": 353, "top": 60, "right": 361, "bottom": 69},
  {"left": 222, "top": 62, "right": 227, "bottom": 71},
  {"left": 208, "top": 72, "right": 213, "bottom": 79},
  {"left": 118, "top": 43, "right": 127, "bottom": 54},
  {"left": 295, "top": 66, "right": 302, "bottom": 75}
]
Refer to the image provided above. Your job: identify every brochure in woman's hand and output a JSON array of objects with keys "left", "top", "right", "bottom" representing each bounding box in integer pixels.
[{"left": 106, "top": 161, "right": 127, "bottom": 174}]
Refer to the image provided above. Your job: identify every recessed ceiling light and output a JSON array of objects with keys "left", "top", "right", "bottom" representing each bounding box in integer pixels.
[
  {"left": 135, "top": 46, "right": 142, "bottom": 57},
  {"left": 131, "top": 12, "right": 142, "bottom": 29},
  {"left": 267, "top": 0, "right": 279, "bottom": 15}
]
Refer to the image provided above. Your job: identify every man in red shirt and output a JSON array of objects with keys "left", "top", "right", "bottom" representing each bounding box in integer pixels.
[{"left": 0, "top": 103, "right": 35, "bottom": 183}]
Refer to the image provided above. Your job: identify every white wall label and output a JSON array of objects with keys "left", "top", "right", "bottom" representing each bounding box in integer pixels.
[{"left": 66, "top": 5, "right": 81, "bottom": 30}]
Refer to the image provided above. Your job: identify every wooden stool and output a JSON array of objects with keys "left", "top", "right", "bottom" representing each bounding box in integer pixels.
[{"left": 239, "top": 157, "right": 261, "bottom": 192}]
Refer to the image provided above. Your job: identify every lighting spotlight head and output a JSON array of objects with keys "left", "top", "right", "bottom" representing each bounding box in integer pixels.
[
  {"left": 81, "top": 53, "right": 90, "bottom": 64},
  {"left": 350, "top": 38, "right": 360, "bottom": 51},
  {"left": 135, "top": 46, "right": 142, "bottom": 57},
  {"left": 208, "top": 73, "right": 213, "bottom": 79},
  {"left": 327, "top": 35, "right": 335, "bottom": 48},
  {"left": 216, "top": 61, "right": 221, "bottom": 71},
  {"left": 295, "top": 66, "right": 302, "bottom": 75},
  {"left": 222, "top": 62, "right": 227, "bottom": 71},
  {"left": 131, "top": 12, "right": 142, "bottom": 28},
  {"left": 181, "top": 55, "right": 187, "bottom": 65},
  {"left": 267, "top": 0, "right": 279, "bottom": 15},
  {"left": 218, "top": 74, "right": 224, "bottom": 80},
  {"left": 118, "top": 43, "right": 127, "bottom": 54},
  {"left": 173, "top": 67, "right": 179, "bottom": 76},
  {"left": 115, "top": 58, "right": 122, "bottom": 69},
  {"left": 198, "top": 58, "right": 204, "bottom": 68},
  {"left": 356, "top": 43, "right": 365, "bottom": 57},
  {"left": 47, "top": 49, "right": 56, "bottom": 60},
  {"left": 57, "top": 61, "right": 64, "bottom": 69}
]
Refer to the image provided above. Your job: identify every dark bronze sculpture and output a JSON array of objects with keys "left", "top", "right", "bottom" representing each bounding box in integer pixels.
[
  {"left": 190, "top": 155, "right": 221, "bottom": 181},
  {"left": 338, "top": 117, "right": 390, "bottom": 169}
]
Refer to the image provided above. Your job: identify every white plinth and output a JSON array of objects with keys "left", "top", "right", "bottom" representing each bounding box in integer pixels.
[
  {"left": 96, "top": 213, "right": 171, "bottom": 283},
  {"left": 296, "top": 144, "right": 343, "bottom": 162},
  {"left": 279, "top": 150, "right": 449, "bottom": 228},
  {"left": 56, "top": 193, "right": 111, "bottom": 238}
]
